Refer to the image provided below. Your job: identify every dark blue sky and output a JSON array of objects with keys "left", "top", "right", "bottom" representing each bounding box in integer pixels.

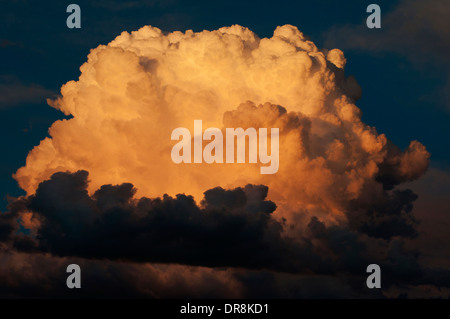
[{"left": 1, "top": 0, "right": 449, "bottom": 210}]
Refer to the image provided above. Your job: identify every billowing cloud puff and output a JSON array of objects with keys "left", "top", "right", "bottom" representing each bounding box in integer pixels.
[{"left": 13, "top": 24, "right": 429, "bottom": 227}]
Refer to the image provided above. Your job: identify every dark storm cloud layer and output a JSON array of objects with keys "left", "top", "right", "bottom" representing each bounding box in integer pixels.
[
  {"left": 7, "top": 170, "right": 308, "bottom": 271},
  {"left": 0, "top": 252, "right": 243, "bottom": 298},
  {"left": 0, "top": 251, "right": 375, "bottom": 298},
  {"left": 1, "top": 170, "right": 449, "bottom": 298},
  {"left": 347, "top": 189, "right": 419, "bottom": 240}
]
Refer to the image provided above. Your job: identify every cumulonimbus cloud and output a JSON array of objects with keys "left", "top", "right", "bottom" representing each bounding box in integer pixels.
[
  {"left": 13, "top": 24, "right": 429, "bottom": 228},
  {"left": 1, "top": 24, "right": 440, "bottom": 298}
]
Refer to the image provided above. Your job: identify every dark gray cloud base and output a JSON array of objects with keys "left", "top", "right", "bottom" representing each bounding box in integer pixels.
[{"left": 1, "top": 170, "right": 449, "bottom": 298}]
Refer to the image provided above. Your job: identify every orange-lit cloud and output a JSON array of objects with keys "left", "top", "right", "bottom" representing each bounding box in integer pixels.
[{"left": 14, "top": 24, "right": 429, "bottom": 227}]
